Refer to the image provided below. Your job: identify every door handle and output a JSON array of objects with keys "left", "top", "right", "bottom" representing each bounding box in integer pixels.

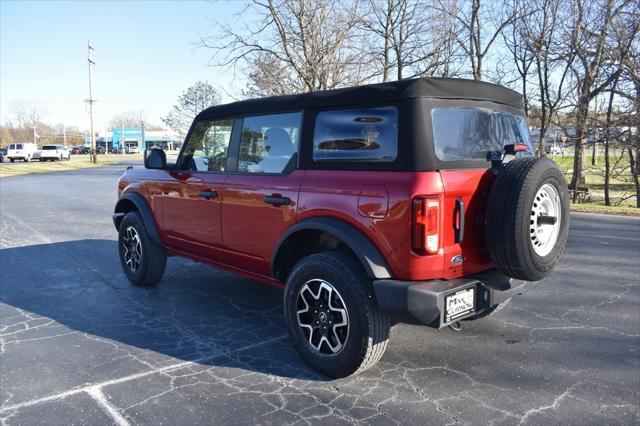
[
  {"left": 264, "top": 194, "right": 290, "bottom": 206},
  {"left": 198, "top": 190, "right": 218, "bottom": 199}
]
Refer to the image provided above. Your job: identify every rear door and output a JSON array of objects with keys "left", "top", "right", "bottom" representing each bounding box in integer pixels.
[
  {"left": 160, "top": 118, "right": 236, "bottom": 261},
  {"left": 221, "top": 112, "right": 304, "bottom": 277},
  {"left": 430, "top": 102, "right": 534, "bottom": 277}
]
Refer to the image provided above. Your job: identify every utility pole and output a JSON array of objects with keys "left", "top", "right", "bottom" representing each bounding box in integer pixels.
[
  {"left": 139, "top": 110, "right": 145, "bottom": 153},
  {"left": 62, "top": 124, "right": 67, "bottom": 147},
  {"left": 87, "top": 40, "right": 96, "bottom": 163}
]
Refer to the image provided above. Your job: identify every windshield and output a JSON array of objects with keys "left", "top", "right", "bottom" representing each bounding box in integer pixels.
[
  {"left": 42, "top": 146, "right": 57, "bottom": 150},
  {"left": 432, "top": 107, "right": 533, "bottom": 161}
]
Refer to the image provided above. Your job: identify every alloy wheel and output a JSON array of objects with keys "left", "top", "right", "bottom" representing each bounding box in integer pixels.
[
  {"left": 122, "top": 226, "right": 143, "bottom": 272},
  {"left": 296, "top": 279, "right": 349, "bottom": 355}
]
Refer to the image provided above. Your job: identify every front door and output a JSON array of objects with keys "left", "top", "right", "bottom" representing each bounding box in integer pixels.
[
  {"left": 161, "top": 118, "right": 235, "bottom": 261},
  {"left": 221, "top": 112, "right": 304, "bottom": 277}
]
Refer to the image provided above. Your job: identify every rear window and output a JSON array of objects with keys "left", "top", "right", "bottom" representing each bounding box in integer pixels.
[
  {"left": 42, "top": 146, "right": 57, "bottom": 150},
  {"left": 432, "top": 108, "right": 533, "bottom": 161},
  {"left": 10, "top": 144, "right": 23, "bottom": 150},
  {"left": 313, "top": 107, "right": 398, "bottom": 162}
]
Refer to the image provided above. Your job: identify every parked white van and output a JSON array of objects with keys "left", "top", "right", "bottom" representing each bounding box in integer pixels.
[{"left": 7, "top": 143, "right": 38, "bottom": 162}]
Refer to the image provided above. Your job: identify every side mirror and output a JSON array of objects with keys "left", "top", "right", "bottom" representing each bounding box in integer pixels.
[{"left": 144, "top": 148, "right": 167, "bottom": 170}]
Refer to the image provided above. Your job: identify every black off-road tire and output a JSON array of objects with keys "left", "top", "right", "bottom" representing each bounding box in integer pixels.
[
  {"left": 283, "top": 251, "right": 390, "bottom": 378},
  {"left": 118, "top": 212, "right": 166, "bottom": 286},
  {"left": 486, "top": 157, "right": 569, "bottom": 281}
]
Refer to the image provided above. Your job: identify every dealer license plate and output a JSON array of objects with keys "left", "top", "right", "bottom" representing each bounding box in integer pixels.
[{"left": 445, "top": 287, "right": 476, "bottom": 323}]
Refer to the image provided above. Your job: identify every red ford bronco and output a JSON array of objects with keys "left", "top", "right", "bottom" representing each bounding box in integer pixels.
[{"left": 113, "top": 78, "right": 569, "bottom": 377}]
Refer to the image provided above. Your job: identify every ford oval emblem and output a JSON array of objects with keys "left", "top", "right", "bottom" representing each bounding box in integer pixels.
[{"left": 451, "top": 255, "right": 465, "bottom": 264}]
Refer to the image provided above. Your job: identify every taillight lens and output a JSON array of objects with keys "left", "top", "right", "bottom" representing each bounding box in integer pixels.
[{"left": 412, "top": 196, "right": 440, "bottom": 254}]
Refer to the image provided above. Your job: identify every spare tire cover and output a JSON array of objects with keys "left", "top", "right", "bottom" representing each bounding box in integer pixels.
[{"left": 485, "top": 157, "right": 569, "bottom": 281}]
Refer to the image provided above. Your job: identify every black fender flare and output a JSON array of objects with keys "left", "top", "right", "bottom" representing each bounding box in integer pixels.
[
  {"left": 271, "top": 217, "right": 392, "bottom": 280},
  {"left": 113, "top": 192, "right": 163, "bottom": 246}
]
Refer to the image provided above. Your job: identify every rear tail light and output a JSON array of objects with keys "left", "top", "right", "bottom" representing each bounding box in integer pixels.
[{"left": 412, "top": 196, "right": 440, "bottom": 254}]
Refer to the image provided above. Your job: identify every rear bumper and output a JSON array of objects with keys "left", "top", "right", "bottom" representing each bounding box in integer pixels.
[{"left": 373, "top": 269, "right": 527, "bottom": 328}]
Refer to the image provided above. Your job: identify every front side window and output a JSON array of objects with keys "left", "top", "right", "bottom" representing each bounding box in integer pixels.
[
  {"left": 238, "top": 112, "right": 301, "bottom": 174},
  {"left": 179, "top": 119, "right": 234, "bottom": 172},
  {"left": 313, "top": 107, "right": 398, "bottom": 162},
  {"left": 432, "top": 107, "right": 533, "bottom": 161}
]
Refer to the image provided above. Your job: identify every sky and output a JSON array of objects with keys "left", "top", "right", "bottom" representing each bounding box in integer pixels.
[{"left": 0, "top": 0, "right": 250, "bottom": 132}]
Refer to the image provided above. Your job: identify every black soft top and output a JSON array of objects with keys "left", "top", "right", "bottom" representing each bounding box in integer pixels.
[{"left": 198, "top": 77, "right": 523, "bottom": 119}]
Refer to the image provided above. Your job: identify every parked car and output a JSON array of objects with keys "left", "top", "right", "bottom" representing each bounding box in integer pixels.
[
  {"left": 126, "top": 145, "right": 140, "bottom": 154},
  {"left": 80, "top": 146, "right": 91, "bottom": 155},
  {"left": 39, "top": 145, "right": 70, "bottom": 161},
  {"left": 112, "top": 77, "right": 570, "bottom": 378},
  {"left": 95, "top": 146, "right": 106, "bottom": 154},
  {"left": 7, "top": 143, "right": 38, "bottom": 162},
  {"left": 70, "top": 147, "right": 81, "bottom": 155},
  {"left": 0, "top": 147, "right": 6, "bottom": 162}
]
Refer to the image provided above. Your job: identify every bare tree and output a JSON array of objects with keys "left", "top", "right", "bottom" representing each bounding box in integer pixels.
[
  {"left": 524, "top": 0, "right": 573, "bottom": 156},
  {"left": 109, "top": 112, "right": 141, "bottom": 130},
  {"left": 565, "top": 0, "right": 638, "bottom": 200},
  {"left": 358, "top": 0, "right": 398, "bottom": 82},
  {"left": 360, "top": 0, "right": 465, "bottom": 80},
  {"left": 204, "top": 0, "right": 368, "bottom": 96},
  {"left": 161, "top": 81, "right": 221, "bottom": 134},
  {"left": 500, "top": 0, "right": 535, "bottom": 116},
  {"left": 11, "top": 101, "right": 47, "bottom": 144},
  {"left": 619, "top": 33, "right": 640, "bottom": 207},
  {"left": 0, "top": 126, "right": 13, "bottom": 146},
  {"left": 437, "top": 0, "right": 519, "bottom": 81}
]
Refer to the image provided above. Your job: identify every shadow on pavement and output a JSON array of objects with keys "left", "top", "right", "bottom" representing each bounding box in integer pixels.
[{"left": 0, "top": 239, "right": 326, "bottom": 382}]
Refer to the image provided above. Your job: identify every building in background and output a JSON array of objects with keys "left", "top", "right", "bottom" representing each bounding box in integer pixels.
[{"left": 85, "top": 128, "right": 181, "bottom": 152}]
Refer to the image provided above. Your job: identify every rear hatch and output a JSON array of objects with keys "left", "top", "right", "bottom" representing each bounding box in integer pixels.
[
  {"left": 431, "top": 105, "right": 533, "bottom": 278},
  {"left": 41, "top": 146, "right": 58, "bottom": 156}
]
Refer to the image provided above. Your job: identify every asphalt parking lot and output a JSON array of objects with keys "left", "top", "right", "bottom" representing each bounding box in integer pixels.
[{"left": 0, "top": 165, "right": 638, "bottom": 425}]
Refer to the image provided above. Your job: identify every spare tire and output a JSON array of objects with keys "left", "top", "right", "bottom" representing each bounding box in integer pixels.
[{"left": 485, "top": 157, "right": 569, "bottom": 281}]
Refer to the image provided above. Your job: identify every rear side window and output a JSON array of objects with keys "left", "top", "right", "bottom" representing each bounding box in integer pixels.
[
  {"left": 313, "top": 107, "right": 398, "bottom": 162},
  {"left": 432, "top": 108, "right": 533, "bottom": 161},
  {"left": 238, "top": 112, "right": 301, "bottom": 174}
]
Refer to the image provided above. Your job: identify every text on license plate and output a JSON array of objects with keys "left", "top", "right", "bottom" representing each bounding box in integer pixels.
[{"left": 445, "top": 287, "right": 476, "bottom": 322}]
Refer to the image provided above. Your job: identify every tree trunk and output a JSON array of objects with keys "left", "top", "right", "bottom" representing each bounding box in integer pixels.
[
  {"left": 570, "top": 103, "right": 588, "bottom": 202},
  {"left": 629, "top": 147, "right": 640, "bottom": 208},
  {"left": 603, "top": 77, "right": 618, "bottom": 206},
  {"left": 604, "top": 137, "right": 610, "bottom": 205}
]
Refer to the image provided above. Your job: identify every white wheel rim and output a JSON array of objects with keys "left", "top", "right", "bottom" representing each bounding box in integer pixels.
[
  {"left": 296, "top": 279, "right": 349, "bottom": 355},
  {"left": 529, "top": 183, "right": 561, "bottom": 257}
]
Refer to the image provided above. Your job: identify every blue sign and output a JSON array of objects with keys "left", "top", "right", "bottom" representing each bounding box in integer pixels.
[{"left": 112, "top": 127, "right": 143, "bottom": 148}]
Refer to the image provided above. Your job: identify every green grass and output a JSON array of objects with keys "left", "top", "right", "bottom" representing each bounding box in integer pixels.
[
  {"left": 570, "top": 202, "right": 639, "bottom": 216},
  {"left": 0, "top": 154, "right": 133, "bottom": 178},
  {"left": 550, "top": 153, "right": 637, "bottom": 209}
]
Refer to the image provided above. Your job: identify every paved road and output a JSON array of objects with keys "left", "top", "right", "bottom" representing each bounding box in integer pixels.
[{"left": 1, "top": 166, "right": 638, "bottom": 426}]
